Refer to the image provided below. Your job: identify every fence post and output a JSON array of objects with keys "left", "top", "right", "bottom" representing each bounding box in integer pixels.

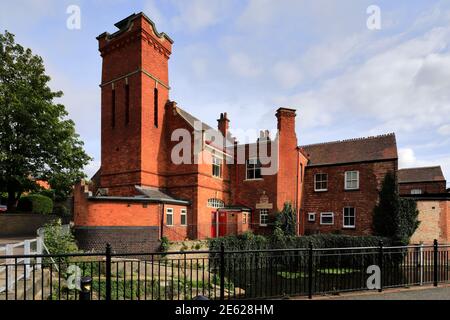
[
  {"left": 36, "top": 237, "right": 43, "bottom": 268},
  {"left": 6, "top": 244, "right": 14, "bottom": 291},
  {"left": 105, "top": 243, "right": 112, "bottom": 301},
  {"left": 378, "top": 240, "right": 383, "bottom": 293},
  {"left": 419, "top": 242, "right": 424, "bottom": 286},
  {"left": 433, "top": 239, "right": 438, "bottom": 287},
  {"left": 24, "top": 240, "right": 31, "bottom": 276},
  {"left": 308, "top": 242, "right": 313, "bottom": 299},
  {"left": 219, "top": 243, "right": 225, "bottom": 300}
]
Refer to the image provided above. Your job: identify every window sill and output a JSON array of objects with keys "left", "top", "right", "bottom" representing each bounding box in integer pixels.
[
  {"left": 259, "top": 224, "right": 268, "bottom": 227},
  {"left": 344, "top": 188, "right": 360, "bottom": 191},
  {"left": 315, "top": 189, "right": 328, "bottom": 192},
  {"left": 212, "top": 175, "right": 223, "bottom": 180},
  {"left": 320, "top": 223, "right": 334, "bottom": 226},
  {"left": 343, "top": 226, "right": 356, "bottom": 229},
  {"left": 244, "top": 178, "right": 264, "bottom": 182}
]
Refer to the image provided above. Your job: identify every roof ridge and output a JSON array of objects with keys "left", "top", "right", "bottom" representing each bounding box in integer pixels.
[
  {"left": 399, "top": 166, "right": 442, "bottom": 171},
  {"left": 300, "top": 133, "right": 395, "bottom": 148}
]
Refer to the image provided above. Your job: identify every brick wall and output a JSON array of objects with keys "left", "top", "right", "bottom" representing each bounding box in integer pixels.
[
  {"left": 75, "top": 226, "right": 160, "bottom": 253},
  {"left": 410, "top": 199, "right": 449, "bottom": 244},
  {"left": 303, "top": 160, "right": 397, "bottom": 236},
  {"left": 399, "top": 181, "right": 447, "bottom": 196}
]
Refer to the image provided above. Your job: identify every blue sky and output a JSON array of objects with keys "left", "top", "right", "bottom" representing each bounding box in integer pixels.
[{"left": 1, "top": 0, "right": 450, "bottom": 187}]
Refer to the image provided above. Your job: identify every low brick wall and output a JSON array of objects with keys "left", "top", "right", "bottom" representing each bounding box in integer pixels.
[
  {"left": 74, "top": 226, "right": 161, "bottom": 254},
  {"left": 0, "top": 213, "right": 58, "bottom": 237}
]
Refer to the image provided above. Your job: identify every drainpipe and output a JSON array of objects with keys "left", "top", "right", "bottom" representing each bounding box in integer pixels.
[{"left": 160, "top": 203, "right": 165, "bottom": 239}]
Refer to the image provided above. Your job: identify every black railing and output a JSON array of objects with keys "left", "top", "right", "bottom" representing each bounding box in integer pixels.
[{"left": 0, "top": 241, "right": 449, "bottom": 300}]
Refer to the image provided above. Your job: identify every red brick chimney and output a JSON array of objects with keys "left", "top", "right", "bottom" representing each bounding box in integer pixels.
[
  {"left": 217, "top": 112, "right": 230, "bottom": 139},
  {"left": 275, "top": 107, "right": 298, "bottom": 212}
]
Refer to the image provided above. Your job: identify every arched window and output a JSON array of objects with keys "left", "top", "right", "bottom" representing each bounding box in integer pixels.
[{"left": 207, "top": 198, "right": 225, "bottom": 209}]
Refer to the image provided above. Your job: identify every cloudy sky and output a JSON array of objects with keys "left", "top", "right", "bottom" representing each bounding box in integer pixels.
[{"left": 1, "top": 0, "right": 450, "bottom": 186}]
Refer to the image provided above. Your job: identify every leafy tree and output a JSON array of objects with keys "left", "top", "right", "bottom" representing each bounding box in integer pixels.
[
  {"left": 373, "top": 172, "right": 399, "bottom": 238},
  {"left": 373, "top": 172, "right": 420, "bottom": 244},
  {"left": 397, "top": 198, "right": 420, "bottom": 245},
  {"left": 0, "top": 31, "right": 91, "bottom": 210},
  {"left": 274, "top": 202, "right": 297, "bottom": 238}
]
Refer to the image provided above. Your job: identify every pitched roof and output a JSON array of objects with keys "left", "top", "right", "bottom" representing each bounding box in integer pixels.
[
  {"left": 398, "top": 166, "right": 446, "bottom": 184},
  {"left": 300, "top": 133, "right": 398, "bottom": 166},
  {"left": 135, "top": 186, "right": 190, "bottom": 205},
  {"left": 175, "top": 106, "right": 235, "bottom": 147}
]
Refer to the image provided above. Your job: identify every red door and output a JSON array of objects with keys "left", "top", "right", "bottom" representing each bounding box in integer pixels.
[
  {"left": 219, "top": 212, "right": 227, "bottom": 237},
  {"left": 211, "top": 211, "right": 228, "bottom": 238}
]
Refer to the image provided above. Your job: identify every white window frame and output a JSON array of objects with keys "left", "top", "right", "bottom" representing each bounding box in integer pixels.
[
  {"left": 320, "top": 212, "right": 334, "bottom": 225},
  {"left": 307, "top": 212, "right": 316, "bottom": 222},
  {"left": 246, "top": 158, "right": 262, "bottom": 180},
  {"left": 259, "top": 209, "right": 269, "bottom": 227},
  {"left": 180, "top": 209, "right": 187, "bottom": 226},
  {"left": 207, "top": 198, "right": 225, "bottom": 209},
  {"left": 343, "top": 207, "right": 356, "bottom": 229},
  {"left": 166, "top": 208, "right": 174, "bottom": 226},
  {"left": 242, "top": 213, "right": 248, "bottom": 225},
  {"left": 314, "top": 173, "right": 328, "bottom": 192},
  {"left": 345, "top": 171, "right": 360, "bottom": 190},
  {"left": 212, "top": 155, "right": 223, "bottom": 178},
  {"left": 411, "top": 189, "right": 422, "bottom": 195}
]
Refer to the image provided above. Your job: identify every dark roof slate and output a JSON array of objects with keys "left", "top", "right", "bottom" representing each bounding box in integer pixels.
[
  {"left": 398, "top": 166, "right": 446, "bottom": 183},
  {"left": 300, "top": 133, "right": 398, "bottom": 166}
]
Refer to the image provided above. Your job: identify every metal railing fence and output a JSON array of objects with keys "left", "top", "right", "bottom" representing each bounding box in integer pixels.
[{"left": 0, "top": 240, "right": 448, "bottom": 300}]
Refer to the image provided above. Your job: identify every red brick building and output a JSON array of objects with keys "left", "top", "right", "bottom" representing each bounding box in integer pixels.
[
  {"left": 398, "top": 166, "right": 447, "bottom": 196},
  {"left": 300, "top": 135, "right": 398, "bottom": 236},
  {"left": 73, "top": 13, "right": 448, "bottom": 251}
]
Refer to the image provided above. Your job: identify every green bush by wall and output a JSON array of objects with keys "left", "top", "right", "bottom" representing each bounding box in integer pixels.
[{"left": 17, "top": 194, "right": 54, "bottom": 214}]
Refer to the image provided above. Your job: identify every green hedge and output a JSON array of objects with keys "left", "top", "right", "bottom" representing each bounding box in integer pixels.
[
  {"left": 17, "top": 194, "right": 54, "bottom": 214},
  {"left": 209, "top": 232, "right": 395, "bottom": 272},
  {"left": 209, "top": 232, "right": 392, "bottom": 252}
]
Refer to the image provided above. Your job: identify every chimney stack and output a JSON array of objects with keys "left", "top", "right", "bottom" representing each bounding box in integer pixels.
[{"left": 217, "top": 112, "right": 230, "bottom": 139}]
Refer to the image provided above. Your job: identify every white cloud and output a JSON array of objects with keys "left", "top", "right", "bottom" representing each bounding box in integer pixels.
[
  {"left": 228, "top": 52, "right": 263, "bottom": 78},
  {"left": 170, "top": 0, "right": 231, "bottom": 32},
  {"left": 438, "top": 124, "right": 450, "bottom": 135},
  {"left": 399, "top": 148, "right": 418, "bottom": 168},
  {"left": 144, "top": 0, "right": 166, "bottom": 30},
  {"left": 278, "top": 25, "right": 450, "bottom": 134}
]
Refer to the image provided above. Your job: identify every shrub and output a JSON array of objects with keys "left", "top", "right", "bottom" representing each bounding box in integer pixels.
[
  {"left": 39, "top": 189, "right": 55, "bottom": 201},
  {"left": 373, "top": 172, "right": 420, "bottom": 245},
  {"left": 160, "top": 236, "right": 170, "bottom": 253},
  {"left": 274, "top": 202, "right": 297, "bottom": 238},
  {"left": 53, "top": 204, "right": 70, "bottom": 217},
  {"left": 43, "top": 219, "right": 79, "bottom": 254},
  {"left": 17, "top": 194, "right": 53, "bottom": 214},
  {"left": 397, "top": 198, "right": 420, "bottom": 245},
  {"left": 209, "top": 233, "right": 395, "bottom": 275},
  {"left": 210, "top": 232, "right": 391, "bottom": 252}
]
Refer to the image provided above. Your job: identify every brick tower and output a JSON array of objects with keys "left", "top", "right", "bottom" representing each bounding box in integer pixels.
[{"left": 97, "top": 13, "right": 173, "bottom": 196}]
